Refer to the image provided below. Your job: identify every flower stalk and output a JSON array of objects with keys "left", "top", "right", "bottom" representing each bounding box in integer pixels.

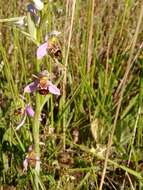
[
  {"left": 16, "top": 2, "right": 61, "bottom": 188},
  {"left": 32, "top": 92, "right": 41, "bottom": 174},
  {"left": 31, "top": 56, "right": 40, "bottom": 190}
]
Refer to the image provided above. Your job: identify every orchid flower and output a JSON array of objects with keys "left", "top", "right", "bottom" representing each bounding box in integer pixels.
[
  {"left": 37, "top": 31, "right": 61, "bottom": 59},
  {"left": 23, "top": 143, "right": 44, "bottom": 172},
  {"left": 24, "top": 71, "right": 60, "bottom": 96},
  {"left": 23, "top": 146, "right": 39, "bottom": 172},
  {"left": 16, "top": 104, "right": 35, "bottom": 131}
]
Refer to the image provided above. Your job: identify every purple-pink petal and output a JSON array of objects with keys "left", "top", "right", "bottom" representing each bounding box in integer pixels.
[
  {"left": 48, "top": 81, "right": 60, "bottom": 96},
  {"left": 24, "top": 80, "right": 38, "bottom": 93},
  {"left": 25, "top": 104, "right": 35, "bottom": 117},
  {"left": 37, "top": 42, "right": 48, "bottom": 59}
]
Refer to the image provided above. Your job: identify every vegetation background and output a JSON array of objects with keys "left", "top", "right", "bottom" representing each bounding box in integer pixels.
[{"left": 0, "top": 0, "right": 143, "bottom": 189}]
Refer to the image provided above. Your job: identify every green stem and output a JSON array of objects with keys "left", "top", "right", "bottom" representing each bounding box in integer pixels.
[
  {"left": 32, "top": 56, "right": 41, "bottom": 190},
  {"left": 33, "top": 92, "right": 41, "bottom": 161},
  {"left": 33, "top": 93, "right": 40, "bottom": 190},
  {"left": 32, "top": 28, "right": 41, "bottom": 189}
]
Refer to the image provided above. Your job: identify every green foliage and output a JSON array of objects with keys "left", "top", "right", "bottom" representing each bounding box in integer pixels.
[{"left": 0, "top": 0, "right": 143, "bottom": 189}]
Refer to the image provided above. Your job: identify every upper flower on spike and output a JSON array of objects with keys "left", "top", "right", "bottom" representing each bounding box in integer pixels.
[
  {"left": 37, "top": 31, "right": 62, "bottom": 61},
  {"left": 24, "top": 70, "right": 60, "bottom": 96},
  {"left": 33, "top": 0, "right": 44, "bottom": 10}
]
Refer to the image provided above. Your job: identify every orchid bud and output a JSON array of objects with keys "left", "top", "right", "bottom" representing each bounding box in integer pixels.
[{"left": 33, "top": 0, "right": 44, "bottom": 10}]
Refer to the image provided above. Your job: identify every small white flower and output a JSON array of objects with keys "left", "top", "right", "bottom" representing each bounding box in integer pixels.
[{"left": 33, "top": 0, "right": 44, "bottom": 10}]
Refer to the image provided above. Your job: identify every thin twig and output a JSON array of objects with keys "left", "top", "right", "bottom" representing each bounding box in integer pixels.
[
  {"left": 114, "top": 42, "right": 143, "bottom": 100},
  {"left": 121, "top": 107, "right": 141, "bottom": 190},
  {"left": 63, "top": 0, "right": 76, "bottom": 150},
  {"left": 87, "top": 0, "right": 95, "bottom": 73}
]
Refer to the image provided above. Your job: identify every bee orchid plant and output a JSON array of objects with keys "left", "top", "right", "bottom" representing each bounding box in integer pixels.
[{"left": 14, "top": 0, "right": 62, "bottom": 178}]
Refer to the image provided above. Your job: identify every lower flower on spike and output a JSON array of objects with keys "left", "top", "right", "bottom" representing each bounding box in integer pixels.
[
  {"left": 23, "top": 145, "right": 40, "bottom": 172},
  {"left": 16, "top": 104, "right": 35, "bottom": 130}
]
